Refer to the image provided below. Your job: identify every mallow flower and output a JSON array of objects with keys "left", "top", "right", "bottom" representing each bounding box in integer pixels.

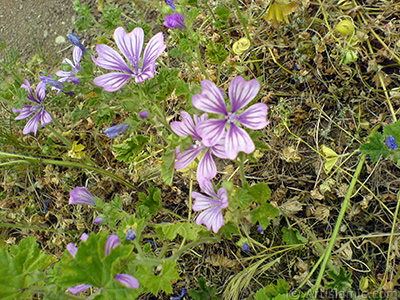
[
  {"left": 67, "top": 234, "right": 139, "bottom": 295},
  {"left": 192, "top": 180, "right": 229, "bottom": 233},
  {"left": 12, "top": 79, "right": 52, "bottom": 136},
  {"left": 92, "top": 27, "right": 166, "bottom": 92},
  {"left": 171, "top": 111, "right": 228, "bottom": 182},
  {"left": 69, "top": 187, "right": 96, "bottom": 206},
  {"left": 164, "top": 13, "right": 186, "bottom": 30},
  {"left": 193, "top": 76, "right": 270, "bottom": 160},
  {"left": 56, "top": 40, "right": 84, "bottom": 85}
]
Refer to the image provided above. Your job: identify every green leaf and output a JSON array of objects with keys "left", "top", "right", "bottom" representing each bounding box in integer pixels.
[
  {"left": 169, "top": 47, "right": 182, "bottom": 59},
  {"left": 161, "top": 148, "right": 175, "bottom": 186},
  {"left": 215, "top": 221, "right": 240, "bottom": 240},
  {"left": 251, "top": 202, "right": 279, "bottom": 228},
  {"left": 73, "top": 0, "right": 93, "bottom": 30},
  {"left": 205, "top": 40, "right": 228, "bottom": 64},
  {"left": 189, "top": 277, "right": 221, "bottom": 300},
  {"left": 156, "top": 222, "right": 202, "bottom": 240},
  {"left": 360, "top": 132, "right": 389, "bottom": 162},
  {"left": 254, "top": 279, "right": 291, "bottom": 300},
  {"left": 58, "top": 232, "right": 134, "bottom": 289},
  {"left": 137, "top": 261, "right": 180, "bottom": 295},
  {"left": 281, "top": 227, "right": 307, "bottom": 245},
  {"left": 236, "top": 188, "right": 254, "bottom": 209},
  {"left": 187, "top": 0, "right": 198, "bottom": 6},
  {"left": 326, "top": 266, "right": 353, "bottom": 291},
  {"left": 175, "top": 80, "right": 189, "bottom": 96},
  {"left": 114, "top": 135, "right": 150, "bottom": 163},
  {"left": 0, "top": 237, "right": 56, "bottom": 300},
  {"left": 250, "top": 183, "right": 272, "bottom": 203},
  {"left": 102, "top": 5, "right": 122, "bottom": 30},
  {"left": 383, "top": 120, "right": 400, "bottom": 145},
  {"left": 215, "top": 5, "right": 230, "bottom": 22},
  {"left": 138, "top": 188, "right": 162, "bottom": 216}
]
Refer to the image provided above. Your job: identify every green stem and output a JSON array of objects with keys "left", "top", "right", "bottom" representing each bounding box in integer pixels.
[
  {"left": 232, "top": 0, "right": 251, "bottom": 41},
  {"left": 195, "top": 45, "right": 210, "bottom": 80},
  {"left": 0, "top": 151, "right": 137, "bottom": 190},
  {"left": 168, "top": 236, "right": 221, "bottom": 261},
  {"left": 237, "top": 156, "right": 247, "bottom": 187},
  {"left": 308, "top": 154, "right": 366, "bottom": 298}
]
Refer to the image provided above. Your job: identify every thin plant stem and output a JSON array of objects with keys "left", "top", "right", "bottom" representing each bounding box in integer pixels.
[
  {"left": 168, "top": 236, "right": 221, "bottom": 261},
  {"left": 195, "top": 45, "right": 210, "bottom": 80},
  {"left": 237, "top": 156, "right": 247, "bottom": 187},
  {"left": 0, "top": 151, "right": 137, "bottom": 190},
  {"left": 308, "top": 154, "right": 366, "bottom": 298}
]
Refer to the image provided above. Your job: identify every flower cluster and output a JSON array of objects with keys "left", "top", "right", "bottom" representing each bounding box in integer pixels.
[
  {"left": 171, "top": 76, "right": 270, "bottom": 233},
  {"left": 67, "top": 234, "right": 139, "bottom": 295}
]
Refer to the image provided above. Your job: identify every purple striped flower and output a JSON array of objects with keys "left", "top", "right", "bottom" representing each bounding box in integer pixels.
[
  {"left": 193, "top": 76, "right": 270, "bottom": 160},
  {"left": 56, "top": 41, "right": 84, "bottom": 86},
  {"left": 104, "top": 123, "right": 130, "bottom": 138},
  {"left": 105, "top": 234, "right": 121, "bottom": 255},
  {"left": 69, "top": 187, "right": 96, "bottom": 206},
  {"left": 171, "top": 111, "right": 228, "bottom": 182},
  {"left": 192, "top": 180, "right": 229, "bottom": 233},
  {"left": 164, "top": 13, "right": 186, "bottom": 31},
  {"left": 114, "top": 274, "right": 140, "bottom": 288},
  {"left": 92, "top": 27, "right": 166, "bottom": 92},
  {"left": 12, "top": 79, "right": 52, "bottom": 136}
]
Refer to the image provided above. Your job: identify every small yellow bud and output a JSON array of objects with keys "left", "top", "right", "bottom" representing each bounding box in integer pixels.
[
  {"left": 334, "top": 19, "right": 355, "bottom": 37},
  {"left": 232, "top": 38, "right": 251, "bottom": 55}
]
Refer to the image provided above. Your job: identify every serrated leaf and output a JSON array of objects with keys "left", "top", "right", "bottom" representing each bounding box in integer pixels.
[
  {"left": 138, "top": 188, "right": 162, "bottom": 216},
  {"left": 251, "top": 202, "right": 279, "bottom": 228},
  {"left": 250, "top": 183, "right": 272, "bottom": 203},
  {"left": 138, "top": 261, "right": 180, "bottom": 295},
  {"left": 58, "top": 232, "right": 134, "bottom": 289},
  {"left": 383, "top": 120, "right": 400, "bottom": 144},
  {"left": 175, "top": 80, "right": 189, "bottom": 96},
  {"left": 360, "top": 132, "right": 389, "bottom": 162},
  {"left": 215, "top": 221, "right": 240, "bottom": 240},
  {"left": 282, "top": 227, "right": 307, "bottom": 245},
  {"left": 161, "top": 149, "right": 175, "bottom": 186},
  {"left": 189, "top": 277, "right": 221, "bottom": 300},
  {"left": 0, "top": 237, "right": 56, "bottom": 300},
  {"left": 205, "top": 40, "right": 228, "bottom": 64},
  {"left": 254, "top": 279, "right": 291, "bottom": 300},
  {"left": 236, "top": 188, "right": 254, "bottom": 209},
  {"left": 157, "top": 222, "right": 201, "bottom": 240},
  {"left": 114, "top": 135, "right": 150, "bottom": 163},
  {"left": 326, "top": 266, "right": 353, "bottom": 291},
  {"left": 215, "top": 5, "right": 230, "bottom": 22}
]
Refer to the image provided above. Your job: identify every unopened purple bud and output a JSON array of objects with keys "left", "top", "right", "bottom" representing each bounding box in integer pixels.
[
  {"left": 40, "top": 75, "right": 65, "bottom": 91},
  {"left": 386, "top": 135, "right": 398, "bottom": 150},
  {"left": 69, "top": 187, "right": 96, "bottom": 206},
  {"left": 140, "top": 111, "right": 149, "bottom": 119},
  {"left": 242, "top": 242, "right": 251, "bottom": 252},
  {"left": 166, "top": 0, "right": 176, "bottom": 12},
  {"left": 163, "top": 13, "right": 186, "bottom": 31},
  {"left": 257, "top": 226, "right": 264, "bottom": 234},
  {"left": 104, "top": 123, "right": 130, "bottom": 138},
  {"left": 68, "top": 33, "right": 86, "bottom": 53},
  {"left": 94, "top": 217, "right": 103, "bottom": 225},
  {"left": 115, "top": 274, "right": 140, "bottom": 289},
  {"left": 126, "top": 229, "right": 137, "bottom": 241},
  {"left": 68, "top": 284, "right": 91, "bottom": 295},
  {"left": 105, "top": 234, "right": 121, "bottom": 256},
  {"left": 80, "top": 233, "right": 89, "bottom": 242},
  {"left": 67, "top": 243, "right": 78, "bottom": 258}
]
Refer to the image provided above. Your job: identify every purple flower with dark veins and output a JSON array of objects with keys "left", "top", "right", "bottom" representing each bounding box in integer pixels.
[
  {"left": 69, "top": 187, "right": 96, "bottom": 206},
  {"left": 56, "top": 41, "right": 84, "bottom": 86},
  {"left": 171, "top": 111, "right": 228, "bottom": 182},
  {"left": 193, "top": 76, "right": 270, "bottom": 160},
  {"left": 164, "top": 13, "right": 186, "bottom": 31},
  {"left": 12, "top": 79, "right": 52, "bottom": 136},
  {"left": 192, "top": 180, "right": 229, "bottom": 233},
  {"left": 92, "top": 27, "right": 166, "bottom": 92}
]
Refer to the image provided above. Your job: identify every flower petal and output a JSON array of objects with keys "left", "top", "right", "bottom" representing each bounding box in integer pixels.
[
  {"left": 105, "top": 234, "right": 121, "bottom": 256},
  {"left": 142, "top": 32, "right": 166, "bottom": 75},
  {"left": 67, "top": 243, "right": 78, "bottom": 258},
  {"left": 114, "top": 27, "right": 143, "bottom": 71},
  {"left": 134, "top": 63, "right": 155, "bottom": 83},
  {"left": 80, "top": 233, "right": 89, "bottom": 242},
  {"left": 13, "top": 105, "right": 39, "bottom": 120},
  {"left": 196, "top": 119, "right": 227, "bottom": 147},
  {"left": 192, "top": 80, "right": 227, "bottom": 115},
  {"left": 195, "top": 206, "right": 224, "bottom": 233},
  {"left": 192, "top": 192, "right": 221, "bottom": 211},
  {"left": 94, "top": 217, "right": 103, "bottom": 225},
  {"left": 198, "top": 179, "right": 218, "bottom": 198},
  {"left": 23, "top": 112, "right": 41, "bottom": 136},
  {"left": 217, "top": 187, "right": 229, "bottom": 208},
  {"left": 210, "top": 134, "right": 229, "bottom": 159},
  {"left": 225, "top": 123, "right": 255, "bottom": 159},
  {"left": 69, "top": 187, "right": 96, "bottom": 206},
  {"left": 197, "top": 150, "right": 217, "bottom": 181},
  {"left": 68, "top": 284, "right": 91, "bottom": 295},
  {"left": 21, "top": 79, "right": 40, "bottom": 104},
  {"left": 229, "top": 76, "right": 260, "bottom": 113},
  {"left": 92, "top": 44, "right": 133, "bottom": 73},
  {"left": 93, "top": 72, "right": 132, "bottom": 92},
  {"left": 163, "top": 13, "right": 186, "bottom": 30},
  {"left": 40, "top": 109, "right": 53, "bottom": 127},
  {"left": 175, "top": 145, "right": 204, "bottom": 170},
  {"left": 170, "top": 111, "right": 197, "bottom": 138},
  {"left": 238, "top": 103, "right": 270, "bottom": 130},
  {"left": 73, "top": 43, "right": 84, "bottom": 66},
  {"left": 115, "top": 274, "right": 140, "bottom": 289},
  {"left": 36, "top": 81, "right": 47, "bottom": 102}
]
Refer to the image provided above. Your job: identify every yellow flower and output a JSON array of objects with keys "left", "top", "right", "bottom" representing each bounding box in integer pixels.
[{"left": 232, "top": 38, "right": 251, "bottom": 55}]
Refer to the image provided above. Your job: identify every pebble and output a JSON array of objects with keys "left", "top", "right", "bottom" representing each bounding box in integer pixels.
[
  {"left": 44, "top": 29, "right": 48, "bottom": 39},
  {"left": 55, "top": 36, "right": 66, "bottom": 44}
]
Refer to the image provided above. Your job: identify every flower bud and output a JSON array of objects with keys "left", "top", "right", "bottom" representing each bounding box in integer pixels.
[
  {"left": 334, "top": 19, "right": 355, "bottom": 37},
  {"left": 233, "top": 38, "right": 251, "bottom": 55}
]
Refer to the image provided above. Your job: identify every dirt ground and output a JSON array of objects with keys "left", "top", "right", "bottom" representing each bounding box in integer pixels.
[{"left": 0, "top": 0, "right": 90, "bottom": 63}]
